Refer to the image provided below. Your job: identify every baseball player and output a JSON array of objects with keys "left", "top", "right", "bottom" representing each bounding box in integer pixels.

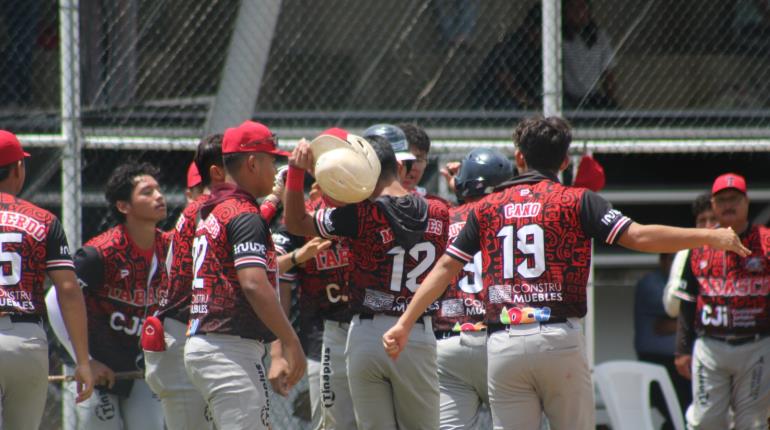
[
  {"left": 284, "top": 131, "right": 448, "bottom": 429},
  {"left": 382, "top": 116, "right": 750, "bottom": 430},
  {"left": 674, "top": 173, "right": 770, "bottom": 430},
  {"left": 274, "top": 179, "right": 355, "bottom": 430},
  {"left": 397, "top": 122, "right": 430, "bottom": 193},
  {"left": 435, "top": 148, "right": 513, "bottom": 429},
  {"left": 143, "top": 134, "right": 225, "bottom": 430},
  {"left": 183, "top": 120, "right": 305, "bottom": 430},
  {"left": 663, "top": 193, "right": 717, "bottom": 318},
  {"left": 0, "top": 130, "right": 93, "bottom": 430},
  {"left": 60, "top": 161, "right": 168, "bottom": 429}
]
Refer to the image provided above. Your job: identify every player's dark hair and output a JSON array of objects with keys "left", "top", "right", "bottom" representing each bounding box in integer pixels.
[
  {"left": 0, "top": 160, "right": 18, "bottom": 182},
  {"left": 691, "top": 193, "right": 712, "bottom": 218},
  {"left": 397, "top": 123, "right": 431, "bottom": 153},
  {"left": 513, "top": 116, "right": 572, "bottom": 174},
  {"left": 223, "top": 152, "right": 249, "bottom": 176},
  {"left": 105, "top": 161, "right": 161, "bottom": 223},
  {"left": 367, "top": 135, "right": 398, "bottom": 181},
  {"left": 194, "top": 133, "right": 223, "bottom": 187}
]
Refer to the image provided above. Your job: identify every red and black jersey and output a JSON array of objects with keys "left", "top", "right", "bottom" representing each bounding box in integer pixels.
[
  {"left": 77, "top": 224, "right": 167, "bottom": 372},
  {"left": 274, "top": 198, "right": 352, "bottom": 324},
  {"left": 313, "top": 194, "right": 448, "bottom": 317},
  {"left": 675, "top": 224, "right": 770, "bottom": 338},
  {"left": 0, "top": 193, "right": 73, "bottom": 315},
  {"left": 187, "top": 186, "right": 278, "bottom": 342},
  {"left": 448, "top": 171, "right": 633, "bottom": 325},
  {"left": 433, "top": 202, "right": 487, "bottom": 332},
  {"left": 157, "top": 194, "right": 210, "bottom": 323}
]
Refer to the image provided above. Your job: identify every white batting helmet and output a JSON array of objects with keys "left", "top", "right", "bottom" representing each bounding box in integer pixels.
[{"left": 310, "top": 128, "right": 381, "bottom": 204}]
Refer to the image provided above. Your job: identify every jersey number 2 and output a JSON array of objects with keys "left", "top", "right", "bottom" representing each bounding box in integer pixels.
[
  {"left": 388, "top": 241, "right": 436, "bottom": 293},
  {"left": 191, "top": 236, "right": 208, "bottom": 289},
  {"left": 498, "top": 224, "right": 545, "bottom": 279}
]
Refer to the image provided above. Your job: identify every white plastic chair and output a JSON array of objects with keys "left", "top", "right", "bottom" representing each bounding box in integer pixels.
[{"left": 594, "top": 360, "right": 685, "bottom": 430}]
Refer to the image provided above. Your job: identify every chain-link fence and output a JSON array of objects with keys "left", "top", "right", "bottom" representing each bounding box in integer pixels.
[{"left": 1, "top": 0, "right": 767, "bottom": 428}]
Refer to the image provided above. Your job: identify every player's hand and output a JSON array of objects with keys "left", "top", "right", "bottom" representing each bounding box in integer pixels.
[
  {"left": 440, "top": 161, "right": 461, "bottom": 194},
  {"left": 708, "top": 227, "right": 751, "bottom": 257},
  {"left": 271, "top": 166, "right": 288, "bottom": 200},
  {"left": 294, "top": 237, "right": 332, "bottom": 265},
  {"left": 382, "top": 322, "right": 410, "bottom": 361},
  {"left": 289, "top": 139, "right": 315, "bottom": 173},
  {"left": 74, "top": 362, "right": 94, "bottom": 403},
  {"left": 674, "top": 354, "right": 692, "bottom": 380},
  {"left": 268, "top": 356, "right": 290, "bottom": 397},
  {"left": 282, "top": 335, "right": 307, "bottom": 388},
  {"left": 90, "top": 359, "right": 116, "bottom": 389}
]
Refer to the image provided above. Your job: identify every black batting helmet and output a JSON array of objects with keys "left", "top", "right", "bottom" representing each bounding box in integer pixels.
[{"left": 454, "top": 148, "right": 513, "bottom": 199}]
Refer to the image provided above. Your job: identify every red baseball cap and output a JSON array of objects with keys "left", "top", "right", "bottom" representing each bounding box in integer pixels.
[
  {"left": 0, "top": 130, "right": 30, "bottom": 166},
  {"left": 712, "top": 173, "right": 747, "bottom": 195},
  {"left": 186, "top": 161, "right": 202, "bottom": 188},
  {"left": 573, "top": 154, "right": 606, "bottom": 192},
  {"left": 222, "top": 121, "right": 289, "bottom": 157}
]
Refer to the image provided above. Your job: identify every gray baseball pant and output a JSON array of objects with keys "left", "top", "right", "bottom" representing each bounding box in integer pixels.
[
  {"left": 437, "top": 331, "right": 490, "bottom": 429},
  {"left": 0, "top": 317, "right": 48, "bottom": 430},
  {"left": 144, "top": 317, "right": 213, "bottom": 430},
  {"left": 346, "top": 313, "right": 439, "bottom": 430},
  {"left": 71, "top": 379, "right": 164, "bottom": 430},
  {"left": 487, "top": 319, "right": 593, "bottom": 430},
  {"left": 307, "top": 357, "right": 323, "bottom": 430},
  {"left": 321, "top": 320, "right": 356, "bottom": 430},
  {"left": 185, "top": 333, "right": 271, "bottom": 430},
  {"left": 686, "top": 336, "right": 770, "bottom": 430}
]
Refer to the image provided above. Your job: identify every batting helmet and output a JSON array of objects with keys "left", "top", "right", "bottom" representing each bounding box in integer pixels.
[
  {"left": 362, "top": 124, "right": 416, "bottom": 161},
  {"left": 311, "top": 128, "right": 381, "bottom": 204},
  {"left": 454, "top": 148, "right": 513, "bottom": 199}
]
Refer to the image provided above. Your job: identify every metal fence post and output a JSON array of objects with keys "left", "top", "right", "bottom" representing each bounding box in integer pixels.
[
  {"left": 542, "top": 0, "right": 562, "bottom": 117},
  {"left": 59, "top": 0, "right": 82, "bottom": 249}
]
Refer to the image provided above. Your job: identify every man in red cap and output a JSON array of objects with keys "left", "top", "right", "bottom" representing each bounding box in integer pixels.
[
  {"left": 0, "top": 130, "right": 93, "bottom": 429},
  {"left": 183, "top": 120, "right": 305, "bottom": 429},
  {"left": 674, "top": 173, "right": 770, "bottom": 430}
]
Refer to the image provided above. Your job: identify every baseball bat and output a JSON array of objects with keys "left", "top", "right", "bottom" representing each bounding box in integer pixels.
[{"left": 47, "top": 370, "right": 144, "bottom": 383}]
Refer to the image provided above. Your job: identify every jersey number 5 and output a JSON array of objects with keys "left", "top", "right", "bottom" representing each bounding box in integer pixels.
[
  {"left": 0, "top": 233, "right": 22, "bottom": 286},
  {"left": 388, "top": 241, "right": 436, "bottom": 293},
  {"left": 498, "top": 224, "right": 545, "bottom": 279}
]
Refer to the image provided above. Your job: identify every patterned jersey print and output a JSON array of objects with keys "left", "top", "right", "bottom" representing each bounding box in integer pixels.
[
  {"left": 433, "top": 202, "right": 487, "bottom": 332},
  {"left": 77, "top": 225, "right": 167, "bottom": 372},
  {"left": 314, "top": 197, "right": 449, "bottom": 317},
  {"left": 448, "top": 178, "right": 632, "bottom": 325},
  {"left": 677, "top": 224, "right": 770, "bottom": 337},
  {"left": 187, "top": 195, "right": 278, "bottom": 342},
  {"left": 0, "top": 193, "right": 73, "bottom": 315},
  {"left": 157, "top": 194, "right": 210, "bottom": 322},
  {"left": 274, "top": 198, "right": 352, "bottom": 323}
]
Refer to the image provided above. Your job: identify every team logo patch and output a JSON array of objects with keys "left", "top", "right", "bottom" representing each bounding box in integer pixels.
[
  {"left": 95, "top": 392, "right": 116, "bottom": 421},
  {"left": 440, "top": 299, "right": 464, "bottom": 318},
  {"left": 745, "top": 257, "right": 764, "bottom": 273},
  {"left": 362, "top": 289, "right": 394, "bottom": 312},
  {"left": 499, "top": 306, "right": 551, "bottom": 325},
  {"left": 488, "top": 284, "right": 512, "bottom": 304},
  {"left": 451, "top": 321, "right": 487, "bottom": 332}
]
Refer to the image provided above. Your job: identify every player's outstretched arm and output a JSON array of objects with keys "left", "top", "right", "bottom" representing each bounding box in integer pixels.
[
  {"left": 284, "top": 140, "right": 319, "bottom": 238},
  {"left": 617, "top": 222, "right": 750, "bottom": 256},
  {"left": 383, "top": 254, "right": 464, "bottom": 360},
  {"left": 238, "top": 266, "right": 307, "bottom": 386},
  {"left": 277, "top": 237, "right": 331, "bottom": 274},
  {"left": 48, "top": 269, "right": 94, "bottom": 403}
]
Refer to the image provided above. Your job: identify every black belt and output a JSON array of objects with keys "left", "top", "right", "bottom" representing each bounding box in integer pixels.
[
  {"left": 487, "top": 317, "right": 568, "bottom": 333},
  {"left": 358, "top": 313, "right": 425, "bottom": 325},
  {"left": 434, "top": 329, "right": 487, "bottom": 340},
  {"left": 8, "top": 314, "right": 42, "bottom": 324},
  {"left": 706, "top": 334, "right": 767, "bottom": 346}
]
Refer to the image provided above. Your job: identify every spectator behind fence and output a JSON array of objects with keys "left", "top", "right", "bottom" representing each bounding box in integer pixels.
[
  {"left": 472, "top": 5, "right": 542, "bottom": 110},
  {"left": 634, "top": 253, "right": 691, "bottom": 430},
  {"left": 562, "top": 0, "right": 618, "bottom": 109}
]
